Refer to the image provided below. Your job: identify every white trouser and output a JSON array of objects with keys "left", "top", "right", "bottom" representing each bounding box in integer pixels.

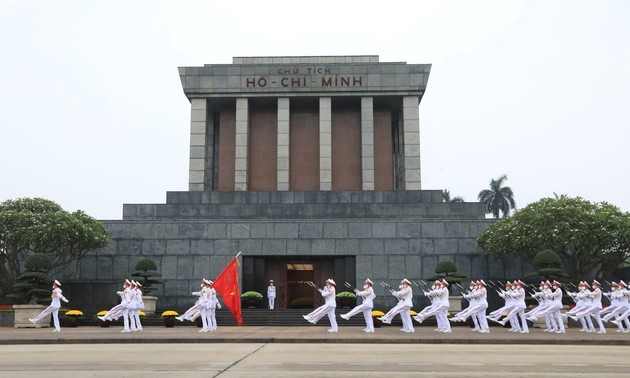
[
  {"left": 362, "top": 308, "right": 374, "bottom": 331},
  {"left": 304, "top": 304, "right": 334, "bottom": 324},
  {"left": 103, "top": 304, "right": 125, "bottom": 320},
  {"left": 382, "top": 303, "right": 410, "bottom": 324},
  {"left": 436, "top": 310, "right": 450, "bottom": 331},
  {"left": 400, "top": 308, "right": 413, "bottom": 331},
  {"left": 32, "top": 305, "right": 60, "bottom": 330},
  {"left": 122, "top": 309, "right": 130, "bottom": 331},
  {"left": 344, "top": 303, "right": 374, "bottom": 330},
  {"left": 268, "top": 296, "right": 275, "bottom": 309},
  {"left": 181, "top": 302, "right": 204, "bottom": 321},
  {"left": 132, "top": 309, "right": 142, "bottom": 331},
  {"left": 206, "top": 308, "right": 217, "bottom": 330},
  {"left": 476, "top": 305, "right": 489, "bottom": 331},
  {"left": 327, "top": 307, "right": 338, "bottom": 331}
]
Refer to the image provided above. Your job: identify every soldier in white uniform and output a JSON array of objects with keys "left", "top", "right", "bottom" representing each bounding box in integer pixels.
[
  {"left": 527, "top": 281, "right": 558, "bottom": 332},
  {"left": 413, "top": 280, "right": 442, "bottom": 326},
  {"left": 435, "top": 279, "right": 451, "bottom": 333},
  {"left": 488, "top": 281, "right": 518, "bottom": 331},
  {"left": 131, "top": 281, "right": 144, "bottom": 332},
  {"left": 267, "top": 280, "right": 276, "bottom": 310},
  {"left": 565, "top": 281, "right": 595, "bottom": 332},
  {"left": 450, "top": 281, "right": 482, "bottom": 332},
  {"left": 302, "top": 278, "right": 338, "bottom": 332},
  {"left": 571, "top": 280, "right": 606, "bottom": 333},
  {"left": 602, "top": 281, "right": 630, "bottom": 332},
  {"left": 378, "top": 279, "right": 414, "bottom": 333},
  {"left": 205, "top": 279, "right": 222, "bottom": 331},
  {"left": 98, "top": 279, "right": 130, "bottom": 327},
  {"left": 29, "top": 280, "right": 69, "bottom": 332},
  {"left": 474, "top": 280, "right": 490, "bottom": 333},
  {"left": 611, "top": 281, "right": 630, "bottom": 330},
  {"left": 341, "top": 278, "right": 376, "bottom": 332},
  {"left": 176, "top": 279, "right": 206, "bottom": 323},
  {"left": 504, "top": 280, "right": 529, "bottom": 333}
]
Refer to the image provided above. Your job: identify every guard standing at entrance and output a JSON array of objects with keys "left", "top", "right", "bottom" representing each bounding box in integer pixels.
[{"left": 267, "top": 280, "right": 276, "bottom": 309}]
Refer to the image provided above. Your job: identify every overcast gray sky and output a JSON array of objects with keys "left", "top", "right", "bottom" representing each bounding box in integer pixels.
[{"left": 1, "top": 0, "right": 628, "bottom": 219}]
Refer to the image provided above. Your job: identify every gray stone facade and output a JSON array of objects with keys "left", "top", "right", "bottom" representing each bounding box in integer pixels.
[
  {"left": 67, "top": 190, "right": 527, "bottom": 311},
  {"left": 60, "top": 56, "right": 528, "bottom": 312}
]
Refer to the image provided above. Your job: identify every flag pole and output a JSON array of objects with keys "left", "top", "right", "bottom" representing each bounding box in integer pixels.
[{"left": 235, "top": 251, "right": 241, "bottom": 259}]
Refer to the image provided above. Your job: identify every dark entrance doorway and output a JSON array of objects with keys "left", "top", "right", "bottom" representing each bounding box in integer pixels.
[
  {"left": 286, "top": 263, "right": 314, "bottom": 309},
  {"left": 242, "top": 255, "right": 355, "bottom": 309}
]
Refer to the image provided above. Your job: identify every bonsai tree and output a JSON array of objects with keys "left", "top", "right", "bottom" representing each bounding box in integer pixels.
[
  {"left": 428, "top": 260, "right": 467, "bottom": 292},
  {"left": 525, "top": 249, "right": 567, "bottom": 281},
  {"left": 7, "top": 253, "right": 54, "bottom": 304},
  {"left": 130, "top": 258, "right": 162, "bottom": 296}
]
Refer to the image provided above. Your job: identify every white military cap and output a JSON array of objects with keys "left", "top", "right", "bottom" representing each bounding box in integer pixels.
[
  {"left": 325, "top": 278, "right": 336, "bottom": 286},
  {"left": 53, "top": 280, "right": 61, "bottom": 287},
  {"left": 364, "top": 278, "right": 374, "bottom": 286},
  {"left": 401, "top": 278, "right": 411, "bottom": 285}
]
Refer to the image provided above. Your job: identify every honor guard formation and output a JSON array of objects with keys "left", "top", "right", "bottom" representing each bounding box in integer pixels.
[
  {"left": 306, "top": 277, "right": 630, "bottom": 335},
  {"left": 30, "top": 278, "right": 630, "bottom": 334}
]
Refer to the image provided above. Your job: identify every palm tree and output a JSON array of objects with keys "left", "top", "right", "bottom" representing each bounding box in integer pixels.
[
  {"left": 478, "top": 174, "right": 516, "bottom": 218},
  {"left": 442, "top": 189, "right": 464, "bottom": 203}
]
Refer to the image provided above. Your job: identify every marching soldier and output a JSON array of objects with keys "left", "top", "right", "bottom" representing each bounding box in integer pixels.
[
  {"left": 611, "top": 280, "right": 630, "bottom": 329},
  {"left": 341, "top": 278, "right": 376, "bottom": 332},
  {"left": 378, "top": 278, "right": 414, "bottom": 333},
  {"left": 571, "top": 280, "right": 606, "bottom": 333},
  {"left": 29, "top": 280, "right": 69, "bottom": 332},
  {"left": 176, "top": 279, "right": 206, "bottom": 325},
  {"left": 303, "top": 278, "right": 338, "bottom": 332}
]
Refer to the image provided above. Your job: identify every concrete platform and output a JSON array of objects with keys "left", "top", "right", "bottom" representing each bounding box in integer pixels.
[{"left": 1, "top": 325, "right": 628, "bottom": 346}]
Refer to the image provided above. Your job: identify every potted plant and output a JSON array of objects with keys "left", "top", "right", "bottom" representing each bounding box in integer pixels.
[
  {"left": 131, "top": 258, "right": 162, "bottom": 314},
  {"left": 241, "top": 291, "right": 263, "bottom": 308},
  {"left": 371, "top": 310, "right": 384, "bottom": 328},
  {"left": 8, "top": 253, "right": 55, "bottom": 328},
  {"left": 63, "top": 310, "right": 83, "bottom": 327},
  {"left": 336, "top": 291, "right": 357, "bottom": 308},
  {"left": 161, "top": 310, "right": 178, "bottom": 327}
]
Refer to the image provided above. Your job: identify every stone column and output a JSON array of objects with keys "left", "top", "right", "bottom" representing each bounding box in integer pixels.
[
  {"left": 277, "top": 98, "right": 290, "bottom": 191},
  {"left": 189, "top": 98, "right": 207, "bottom": 191},
  {"left": 319, "top": 97, "right": 332, "bottom": 191},
  {"left": 361, "top": 97, "right": 375, "bottom": 190},
  {"left": 403, "top": 96, "right": 421, "bottom": 190},
  {"left": 235, "top": 98, "right": 249, "bottom": 191}
]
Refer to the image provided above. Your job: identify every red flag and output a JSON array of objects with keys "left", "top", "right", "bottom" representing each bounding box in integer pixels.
[{"left": 213, "top": 255, "right": 242, "bottom": 325}]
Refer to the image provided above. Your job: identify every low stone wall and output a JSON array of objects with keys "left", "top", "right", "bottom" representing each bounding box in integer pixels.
[{"left": 0, "top": 312, "right": 14, "bottom": 327}]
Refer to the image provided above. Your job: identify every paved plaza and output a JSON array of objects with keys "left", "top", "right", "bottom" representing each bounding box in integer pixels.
[
  {"left": 1, "top": 325, "right": 629, "bottom": 345},
  {"left": 0, "top": 343, "right": 628, "bottom": 377}
]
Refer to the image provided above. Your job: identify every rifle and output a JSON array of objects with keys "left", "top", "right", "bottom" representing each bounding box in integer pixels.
[
  {"left": 307, "top": 281, "right": 324, "bottom": 294},
  {"left": 380, "top": 281, "right": 403, "bottom": 300},
  {"left": 344, "top": 281, "right": 358, "bottom": 293}
]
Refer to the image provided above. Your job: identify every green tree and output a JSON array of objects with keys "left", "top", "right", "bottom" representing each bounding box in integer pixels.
[
  {"left": 442, "top": 189, "right": 464, "bottom": 203},
  {"left": 7, "top": 253, "right": 54, "bottom": 304},
  {"left": 478, "top": 174, "right": 516, "bottom": 218},
  {"left": 477, "top": 196, "right": 630, "bottom": 281},
  {"left": 428, "top": 260, "right": 467, "bottom": 288},
  {"left": 524, "top": 249, "right": 566, "bottom": 281},
  {"left": 130, "top": 258, "right": 162, "bottom": 296},
  {"left": 0, "top": 198, "right": 110, "bottom": 294}
]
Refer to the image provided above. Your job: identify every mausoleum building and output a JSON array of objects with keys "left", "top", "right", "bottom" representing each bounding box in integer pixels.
[{"left": 70, "top": 56, "right": 525, "bottom": 311}]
